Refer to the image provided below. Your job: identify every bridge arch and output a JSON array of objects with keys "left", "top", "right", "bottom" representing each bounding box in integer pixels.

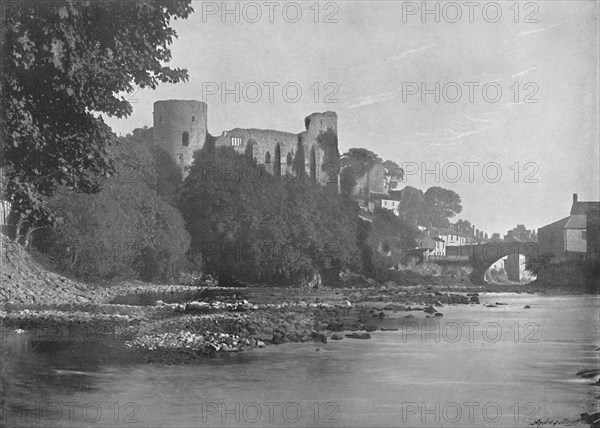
[{"left": 446, "top": 242, "right": 539, "bottom": 284}]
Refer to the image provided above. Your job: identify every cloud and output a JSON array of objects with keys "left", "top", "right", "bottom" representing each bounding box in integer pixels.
[
  {"left": 344, "top": 91, "right": 397, "bottom": 109},
  {"left": 519, "top": 27, "right": 545, "bottom": 37},
  {"left": 386, "top": 43, "right": 437, "bottom": 62},
  {"left": 519, "top": 20, "right": 569, "bottom": 37},
  {"left": 511, "top": 66, "right": 537, "bottom": 79},
  {"left": 414, "top": 113, "right": 502, "bottom": 146}
]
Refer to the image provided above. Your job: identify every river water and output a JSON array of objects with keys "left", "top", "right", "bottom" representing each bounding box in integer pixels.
[{"left": 2, "top": 293, "right": 599, "bottom": 427}]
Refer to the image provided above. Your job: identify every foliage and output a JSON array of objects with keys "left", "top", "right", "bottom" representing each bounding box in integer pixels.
[
  {"left": 340, "top": 148, "right": 382, "bottom": 197},
  {"left": 339, "top": 148, "right": 405, "bottom": 197},
  {"left": 362, "top": 207, "right": 418, "bottom": 274},
  {"left": 114, "top": 128, "right": 183, "bottom": 206},
  {"left": 32, "top": 128, "right": 189, "bottom": 282},
  {"left": 525, "top": 252, "right": 555, "bottom": 276},
  {"left": 2, "top": 0, "right": 192, "bottom": 233},
  {"left": 180, "top": 146, "right": 361, "bottom": 285},
  {"left": 392, "top": 186, "right": 425, "bottom": 227},
  {"left": 453, "top": 219, "right": 473, "bottom": 234},
  {"left": 423, "top": 187, "right": 463, "bottom": 228},
  {"left": 293, "top": 140, "right": 306, "bottom": 179},
  {"left": 382, "top": 160, "right": 404, "bottom": 190},
  {"left": 41, "top": 180, "right": 190, "bottom": 281}
]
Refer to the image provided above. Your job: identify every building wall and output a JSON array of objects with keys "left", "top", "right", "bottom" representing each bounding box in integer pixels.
[
  {"left": 565, "top": 228, "right": 586, "bottom": 253},
  {"left": 153, "top": 100, "right": 338, "bottom": 185},
  {"left": 587, "top": 211, "right": 600, "bottom": 259},
  {"left": 153, "top": 100, "right": 207, "bottom": 171},
  {"left": 504, "top": 256, "right": 520, "bottom": 282},
  {"left": 213, "top": 112, "right": 337, "bottom": 185},
  {"left": 214, "top": 128, "right": 301, "bottom": 175},
  {"left": 436, "top": 240, "right": 446, "bottom": 255},
  {"left": 381, "top": 199, "right": 400, "bottom": 215},
  {"left": 538, "top": 227, "right": 565, "bottom": 256},
  {"left": 299, "top": 111, "right": 338, "bottom": 186},
  {"left": 352, "top": 163, "right": 385, "bottom": 203}
]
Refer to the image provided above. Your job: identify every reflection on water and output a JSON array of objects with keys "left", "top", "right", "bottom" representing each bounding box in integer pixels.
[{"left": 2, "top": 294, "right": 599, "bottom": 427}]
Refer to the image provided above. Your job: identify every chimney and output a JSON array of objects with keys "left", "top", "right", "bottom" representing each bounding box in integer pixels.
[{"left": 573, "top": 193, "right": 578, "bottom": 204}]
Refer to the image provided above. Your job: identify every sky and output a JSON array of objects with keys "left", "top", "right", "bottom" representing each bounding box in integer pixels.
[{"left": 105, "top": 1, "right": 600, "bottom": 236}]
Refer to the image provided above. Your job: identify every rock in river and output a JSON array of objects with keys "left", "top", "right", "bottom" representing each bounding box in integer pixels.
[{"left": 345, "top": 333, "right": 372, "bottom": 340}]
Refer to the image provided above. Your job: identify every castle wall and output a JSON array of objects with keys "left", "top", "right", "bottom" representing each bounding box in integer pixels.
[
  {"left": 300, "top": 111, "right": 338, "bottom": 185},
  {"left": 214, "top": 112, "right": 337, "bottom": 185},
  {"left": 153, "top": 100, "right": 338, "bottom": 186},
  {"left": 153, "top": 100, "right": 207, "bottom": 171}
]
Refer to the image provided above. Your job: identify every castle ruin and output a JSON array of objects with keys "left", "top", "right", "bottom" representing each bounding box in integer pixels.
[{"left": 153, "top": 100, "right": 339, "bottom": 186}]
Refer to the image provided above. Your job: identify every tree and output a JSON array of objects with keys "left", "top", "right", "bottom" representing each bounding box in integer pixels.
[
  {"left": 340, "top": 148, "right": 382, "bottom": 197},
  {"left": 293, "top": 141, "right": 306, "bottom": 179},
  {"left": 365, "top": 207, "right": 418, "bottom": 273},
  {"left": 180, "top": 146, "right": 361, "bottom": 285},
  {"left": 394, "top": 186, "right": 425, "bottom": 227},
  {"left": 115, "top": 129, "right": 183, "bottom": 207},
  {"left": 382, "top": 160, "right": 404, "bottom": 190},
  {"left": 525, "top": 253, "right": 554, "bottom": 276},
  {"left": 453, "top": 219, "right": 473, "bottom": 235},
  {"left": 43, "top": 182, "right": 190, "bottom": 282},
  {"left": 423, "top": 187, "right": 462, "bottom": 228},
  {"left": 2, "top": 1, "right": 193, "bottom": 237}
]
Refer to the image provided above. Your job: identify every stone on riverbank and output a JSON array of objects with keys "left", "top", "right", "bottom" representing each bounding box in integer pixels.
[{"left": 345, "top": 333, "right": 371, "bottom": 339}]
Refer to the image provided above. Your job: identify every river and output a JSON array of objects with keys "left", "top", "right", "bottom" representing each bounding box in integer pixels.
[{"left": 2, "top": 293, "right": 599, "bottom": 427}]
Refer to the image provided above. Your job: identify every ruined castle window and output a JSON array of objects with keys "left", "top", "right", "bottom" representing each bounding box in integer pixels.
[
  {"left": 182, "top": 132, "right": 190, "bottom": 146},
  {"left": 286, "top": 152, "right": 293, "bottom": 166},
  {"left": 192, "top": 116, "right": 195, "bottom": 122},
  {"left": 265, "top": 151, "right": 271, "bottom": 164},
  {"left": 231, "top": 137, "right": 242, "bottom": 147}
]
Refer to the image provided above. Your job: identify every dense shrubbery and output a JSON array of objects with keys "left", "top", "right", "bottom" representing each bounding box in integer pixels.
[
  {"left": 359, "top": 207, "right": 418, "bottom": 278},
  {"left": 527, "top": 254, "right": 600, "bottom": 293},
  {"left": 180, "top": 146, "right": 362, "bottom": 285},
  {"left": 32, "top": 134, "right": 190, "bottom": 282}
]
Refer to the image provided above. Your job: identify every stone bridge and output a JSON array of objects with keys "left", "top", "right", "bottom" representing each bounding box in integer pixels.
[{"left": 445, "top": 241, "right": 539, "bottom": 284}]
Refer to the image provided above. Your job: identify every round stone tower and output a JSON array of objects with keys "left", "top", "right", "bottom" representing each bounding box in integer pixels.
[{"left": 153, "top": 100, "right": 207, "bottom": 171}]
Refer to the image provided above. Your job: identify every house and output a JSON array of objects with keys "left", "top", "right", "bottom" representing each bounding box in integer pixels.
[
  {"left": 538, "top": 194, "right": 600, "bottom": 258},
  {"left": 380, "top": 198, "right": 400, "bottom": 216},
  {"left": 504, "top": 224, "right": 537, "bottom": 242},
  {"left": 351, "top": 163, "right": 385, "bottom": 212},
  {"left": 417, "top": 235, "right": 446, "bottom": 260},
  {"left": 587, "top": 210, "right": 600, "bottom": 259}
]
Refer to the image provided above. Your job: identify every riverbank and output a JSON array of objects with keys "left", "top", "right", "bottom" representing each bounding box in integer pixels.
[{"left": 0, "top": 234, "right": 591, "bottom": 364}]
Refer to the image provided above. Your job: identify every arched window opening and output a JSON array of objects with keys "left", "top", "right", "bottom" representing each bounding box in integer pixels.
[
  {"left": 182, "top": 131, "right": 190, "bottom": 146},
  {"left": 265, "top": 151, "right": 271, "bottom": 164},
  {"left": 286, "top": 152, "right": 293, "bottom": 166}
]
